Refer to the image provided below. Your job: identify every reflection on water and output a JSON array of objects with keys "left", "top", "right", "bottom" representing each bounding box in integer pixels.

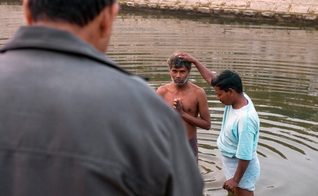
[{"left": 1, "top": 2, "right": 318, "bottom": 195}]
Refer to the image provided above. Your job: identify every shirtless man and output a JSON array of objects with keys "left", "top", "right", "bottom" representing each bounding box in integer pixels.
[{"left": 156, "top": 52, "right": 211, "bottom": 161}]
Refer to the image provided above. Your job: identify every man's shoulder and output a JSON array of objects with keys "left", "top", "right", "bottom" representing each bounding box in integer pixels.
[
  {"left": 187, "top": 82, "right": 206, "bottom": 94},
  {"left": 187, "top": 82, "right": 202, "bottom": 89},
  {"left": 156, "top": 83, "right": 173, "bottom": 92}
]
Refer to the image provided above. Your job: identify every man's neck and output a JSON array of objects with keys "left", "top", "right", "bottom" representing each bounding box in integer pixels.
[
  {"left": 31, "top": 19, "right": 106, "bottom": 52},
  {"left": 232, "top": 93, "right": 248, "bottom": 109}
]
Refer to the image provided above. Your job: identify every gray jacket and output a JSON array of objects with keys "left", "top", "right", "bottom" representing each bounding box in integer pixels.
[{"left": 0, "top": 26, "right": 203, "bottom": 196}]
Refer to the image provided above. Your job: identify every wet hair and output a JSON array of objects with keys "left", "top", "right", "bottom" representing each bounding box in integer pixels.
[
  {"left": 27, "top": 0, "right": 116, "bottom": 27},
  {"left": 167, "top": 53, "right": 191, "bottom": 71},
  {"left": 211, "top": 70, "right": 243, "bottom": 93}
]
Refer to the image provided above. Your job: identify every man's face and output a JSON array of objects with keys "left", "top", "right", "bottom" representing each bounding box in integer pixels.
[
  {"left": 170, "top": 65, "right": 189, "bottom": 86},
  {"left": 213, "top": 86, "right": 232, "bottom": 105}
]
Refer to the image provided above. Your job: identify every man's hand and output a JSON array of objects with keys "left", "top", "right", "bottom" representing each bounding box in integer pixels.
[
  {"left": 173, "top": 98, "right": 184, "bottom": 114},
  {"left": 176, "top": 52, "right": 216, "bottom": 85},
  {"left": 223, "top": 178, "right": 239, "bottom": 192},
  {"left": 176, "top": 52, "right": 197, "bottom": 64}
]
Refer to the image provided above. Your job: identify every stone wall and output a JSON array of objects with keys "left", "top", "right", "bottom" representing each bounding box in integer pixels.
[{"left": 118, "top": 0, "right": 318, "bottom": 23}]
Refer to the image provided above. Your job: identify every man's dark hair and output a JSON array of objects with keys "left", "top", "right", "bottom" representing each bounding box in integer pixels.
[
  {"left": 27, "top": 0, "right": 116, "bottom": 27},
  {"left": 167, "top": 54, "right": 191, "bottom": 71},
  {"left": 211, "top": 70, "right": 243, "bottom": 93}
]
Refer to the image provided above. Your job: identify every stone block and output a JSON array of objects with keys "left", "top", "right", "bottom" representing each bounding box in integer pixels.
[
  {"left": 243, "top": 10, "right": 257, "bottom": 16},
  {"left": 274, "top": 2, "right": 291, "bottom": 12},
  {"left": 213, "top": 7, "right": 222, "bottom": 14},
  {"left": 224, "top": 9, "right": 240, "bottom": 15},
  {"left": 253, "top": 0, "right": 291, "bottom": 3},
  {"left": 223, "top": 0, "right": 236, "bottom": 7},
  {"left": 295, "top": 15, "right": 303, "bottom": 19},
  {"left": 137, "top": 0, "right": 146, "bottom": 3},
  {"left": 198, "top": 0, "right": 211, "bottom": 6},
  {"left": 182, "top": 6, "right": 194, "bottom": 11},
  {"left": 148, "top": 0, "right": 158, "bottom": 3},
  {"left": 158, "top": 0, "right": 176, "bottom": 4},
  {"left": 249, "top": 1, "right": 275, "bottom": 11},
  {"left": 292, "top": 0, "right": 318, "bottom": 5},
  {"left": 186, "top": 0, "right": 199, "bottom": 5},
  {"left": 169, "top": 5, "right": 180, "bottom": 10},
  {"left": 126, "top": 2, "right": 135, "bottom": 7},
  {"left": 197, "top": 7, "right": 211, "bottom": 13},
  {"left": 232, "top": 0, "right": 248, "bottom": 8},
  {"left": 280, "top": 14, "right": 291, "bottom": 18},
  {"left": 137, "top": 3, "right": 148, "bottom": 7},
  {"left": 261, "top": 12, "right": 275, "bottom": 17},
  {"left": 183, "top": 1, "right": 199, "bottom": 8},
  {"left": 148, "top": 4, "right": 157, "bottom": 8},
  {"left": 272, "top": 0, "right": 292, "bottom": 2},
  {"left": 303, "top": 14, "right": 317, "bottom": 20},
  {"left": 289, "top": 4, "right": 310, "bottom": 14},
  {"left": 211, "top": 0, "right": 226, "bottom": 7},
  {"left": 158, "top": 0, "right": 176, "bottom": 7}
]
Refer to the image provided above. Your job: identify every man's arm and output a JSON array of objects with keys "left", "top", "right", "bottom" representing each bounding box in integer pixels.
[
  {"left": 174, "top": 88, "right": 211, "bottom": 130},
  {"left": 177, "top": 52, "right": 217, "bottom": 85}
]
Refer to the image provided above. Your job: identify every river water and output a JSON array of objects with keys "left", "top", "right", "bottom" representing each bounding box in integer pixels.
[{"left": 1, "top": 2, "right": 317, "bottom": 196}]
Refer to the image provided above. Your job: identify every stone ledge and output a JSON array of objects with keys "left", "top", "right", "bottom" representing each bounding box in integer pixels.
[{"left": 119, "top": 0, "right": 318, "bottom": 24}]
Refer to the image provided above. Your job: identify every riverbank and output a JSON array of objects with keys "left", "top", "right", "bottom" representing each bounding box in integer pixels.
[{"left": 118, "top": 0, "right": 318, "bottom": 24}]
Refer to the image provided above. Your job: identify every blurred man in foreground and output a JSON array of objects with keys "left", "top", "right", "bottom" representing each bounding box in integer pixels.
[{"left": 0, "top": 1, "right": 204, "bottom": 195}]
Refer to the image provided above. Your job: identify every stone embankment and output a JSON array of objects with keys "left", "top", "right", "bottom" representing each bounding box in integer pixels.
[{"left": 118, "top": 0, "right": 318, "bottom": 23}]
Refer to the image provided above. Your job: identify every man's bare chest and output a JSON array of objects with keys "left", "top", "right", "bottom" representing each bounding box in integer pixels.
[{"left": 163, "top": 91, "right": 199, "bottom": 114}]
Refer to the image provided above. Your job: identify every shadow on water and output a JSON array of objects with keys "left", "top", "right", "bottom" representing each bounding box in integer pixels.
[{"left": 1, "top": 3, "right": 318, "bottom": 196}]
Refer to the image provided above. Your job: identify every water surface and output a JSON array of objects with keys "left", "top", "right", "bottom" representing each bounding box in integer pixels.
[{"left": 109, "top": 11, "right": 318, "bottom": 195}]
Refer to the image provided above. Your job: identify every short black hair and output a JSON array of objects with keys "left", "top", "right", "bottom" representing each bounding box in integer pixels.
[
  {"left": 167, "top": 54, "right": 191, "bottom": 71},
  {"left": 27, "top": 0, "right": 116, "bottom": 27},
  {"left": 211, "top": 70, "right": 243, "bottom": 93}
]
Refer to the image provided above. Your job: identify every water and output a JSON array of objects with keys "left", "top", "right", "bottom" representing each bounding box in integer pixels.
[{"left": 1, "top": 2, "right": 318, "bottom": 195}]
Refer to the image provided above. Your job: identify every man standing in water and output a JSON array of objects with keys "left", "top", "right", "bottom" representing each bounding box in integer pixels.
[
  {"left": 0, "top": 1, "right": 204, "bottom": 195},
  {"left": 157, "top": 52, "right": 211, "bottom": 162},
  {"left": 177, "top": 52, "right": 260, "bottom": 196}
]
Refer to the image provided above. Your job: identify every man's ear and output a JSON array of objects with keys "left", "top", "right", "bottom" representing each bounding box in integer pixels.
[
  {"left": 228, "top": 88, "right": 235, "bottom": 96},
  {"left": 23, "top": 0, "right": 33, "bottom": 25},
  {"left": 99, "top": 3, "right": 119, "bottom": 37}
]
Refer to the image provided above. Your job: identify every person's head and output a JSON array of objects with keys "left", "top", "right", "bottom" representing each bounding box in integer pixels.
[
  {"left": 23, "top": 0, "right": 119, "bottom": 52},
  {"left": 211, "top": 70, "right": 243, "bottom": 105},
  {"left": 167, "top": 53, "right": 191, "bottom": 86}
]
